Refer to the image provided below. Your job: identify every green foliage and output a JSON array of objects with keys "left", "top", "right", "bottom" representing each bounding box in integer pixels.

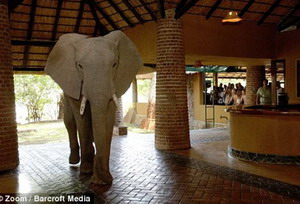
[
  {"left": 137, "top": 79, "right": 151, "bottom": 102},
  {"left": 14, "top": 74, "right": 61, "bottom": 122}
]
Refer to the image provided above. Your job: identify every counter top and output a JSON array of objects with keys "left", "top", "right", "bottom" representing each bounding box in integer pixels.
[{"left": 226, "top": 104, "right": 300, "bottom": 115}]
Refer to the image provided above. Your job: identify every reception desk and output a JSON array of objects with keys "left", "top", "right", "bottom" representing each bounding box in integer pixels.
[{"left": 227, "top": 105, "right": 300, "bottom": 165}]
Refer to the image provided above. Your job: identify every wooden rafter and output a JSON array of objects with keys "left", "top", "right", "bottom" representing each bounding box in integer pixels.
[
  {"left": 176, "top": 0, "right": 188, "bottom": 13},
  {"left": 8, "top": 0, "right": 25, "bottom": 12},
  {"left": 123, "top": 0, "right": 144, "bottom": 24},
  {"left": 74, "top": 0, "right": 86, "bottom": 33},
  {"left": 138, "top": 0, "right": 157, "bottom": 21},
  {"left": 278, "top": 16, "right": 300, "bottom": 31},
  {"left": 239, "top": 0, "right": 254, "bottom": 17},
  {"left": 51, "top": 0, "right": 63, "bottom": 41},
  {"left": 106, "top": 0, "right": 134, "bottom": 27},
  {"left": 12, "top": 40, "right": 56, "bottom": 46},
  {"left": 278, "top": 1, "right": 300, "bottom": 30},
  {"left": 87, "top": 0, "right": 108, "bottom": 35},
  {"left": 90, "top": 0, "right": 119, "bottom": 30},
  {"left": 175, "top": 0, "right": 200, "bottom": 19},
  {"left": 158, "top": 0, "right": 165, "bottom": 19},
  {"left": 23, "top": 0, "right": 37, "bottom": 69},
  {"left": 27, "top": 0, "right": 37, "bottom": 40},
  {"left": 258, "top": 0, "right": 282, "bottom": 25},
  {"left": 13, "top": 67, "right": 44, "bottom": 72},
  {"left": 206, "top": 0, "right": 222, "bottom": 20}
]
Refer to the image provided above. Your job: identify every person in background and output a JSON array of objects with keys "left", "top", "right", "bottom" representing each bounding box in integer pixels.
[
  {"left": 256, "top": 79, "right": 271, "bottom": 105},
  {"left": 241, "top": 89, "right": 246, "bottom": 105},
  {"left": 234, "top": 90, "right": 243, "bottom": 106},
  {"left": 224, "top": 88, "right": 234, "bottom": 105},
  {"left": 276, "top": 81, "right": 284, "bottom": 94}
]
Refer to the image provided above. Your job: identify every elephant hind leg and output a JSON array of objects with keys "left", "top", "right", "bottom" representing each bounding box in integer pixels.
[{"left": 64, "top": 94, "right": 80, "bottom": 164}]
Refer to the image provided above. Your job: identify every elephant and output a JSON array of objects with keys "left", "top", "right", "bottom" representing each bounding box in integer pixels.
[{"left": 45, "top": 31, "right": 142, "bottom": 185}]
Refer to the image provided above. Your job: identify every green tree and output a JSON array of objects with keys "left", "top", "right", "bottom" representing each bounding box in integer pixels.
[
  {"left": 137, "top": 79, "right": 151, "bottom": 102},
  {"left": 14, "top": 75, "right": 61, "bottom": 122}
]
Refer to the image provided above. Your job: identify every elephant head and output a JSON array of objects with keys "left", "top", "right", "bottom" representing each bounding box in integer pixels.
[
  {"left": 45, "top": 30, "right": 142, "bottom": 101},
  {"left": 45, "top": 31, "right": 142, "bottom": 184}
]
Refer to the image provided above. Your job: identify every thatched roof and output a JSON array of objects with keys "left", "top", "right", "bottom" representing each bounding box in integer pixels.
[{"left": 9, "top": 0, "right": 300, "bottom": 72}]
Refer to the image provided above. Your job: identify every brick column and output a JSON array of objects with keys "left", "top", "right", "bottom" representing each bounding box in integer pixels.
[
  {"left": 270, "top": 60, "right": 277, "bottom": 105},
  {"left": 155, "top": 9, "right": 190, "bottom": 150},
  {"left": 246, "top": 66, "right": 265, "bottom": 106},
  {"left": 132, "top": 78, "right": 138, "bottom": 110},
  {"left": 0, "top": 0, "right": 19, "bottom": 171},
  {"left": 114, "top": 97, "right": 123, "bottom": 127}
]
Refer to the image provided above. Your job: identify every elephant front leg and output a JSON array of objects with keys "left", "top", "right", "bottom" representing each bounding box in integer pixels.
[
  {"left": 91, "top": 100, "right": 116, "bottom": 185},
  {"left": 64, "top": 94, "right": 80, "bottom": 164},
  {"left": 77, "top": 101, "right": 95, "bottom": 174}
]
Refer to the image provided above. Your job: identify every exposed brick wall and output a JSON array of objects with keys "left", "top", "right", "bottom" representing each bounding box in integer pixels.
[
  {"left": 114, "top": 97, "right": 123, "bottom": 127},
  {"left": 0, "top": 0, "right": 19, "bottom": 171},
  {"left": 155, "top": 9, "right": 190, "bottom": 150},
  {"left": 141, "top": 72, "right": 156, "bottom": 131},
  {"left": 246, "top": 66, "right": 266, "bottom": 106},
  {"left": 187, "top": 74, "right": 194, "bottom": 128}
]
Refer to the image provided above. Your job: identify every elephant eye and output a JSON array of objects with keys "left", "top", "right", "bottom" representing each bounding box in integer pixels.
[
  {"left": 76, "top": 62, "right": 83, "bottom": 70},
  {"left": 113, "top": 62, "right": 117, "bottom": 67}
]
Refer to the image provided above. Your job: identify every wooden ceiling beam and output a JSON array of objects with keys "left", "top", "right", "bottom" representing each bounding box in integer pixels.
[
  {"left": 23, "top": 0, "right": 37, "bottom": 69},
  {"left": 158, "top": 0, "right": 165, "bottom": 19},
  {"left": 87, "top": 0, "right": 108, "bottom": 35},
  {"left": 106, "top": 0, "right": 134, "bottom": 27},
  {"left": 90, "top": 0, "right": 119, "bottom": 30},
  {"left": 176, "top": 0, "right": 188, "bottom": 13},
  {"left": 12, "top": 40, "right": 56, "bottom": 46},
  {"left": 239, "top": 0, "right": 254, "bottom": 17},
  {"left": 206, "top": 0, "right": 222, "bottom": 20},
  {"left": 175, "top": 0, "right": 200, "bottom": 19},
  {"left": 13, "top": 67, "right": 45, "bottom": 72},
  {"left": 278, "top": 16, "right": 300, "bottom": 31},
  {"left": 8, "top": 0, "right": 25, "bottom": 12},
  {"left": 123, "top": 0, "right": 144, "bottom": 24},
  {"left": 74, "top": 0, "right": 86, "bottom": 33},
  {"left": 27, "top": 0, "right": 37, "bottom": 40},
  {"left": 51, "top": 0, "right": 63, "bottom": 41},
  {"left": 138, "top": 0, "right": 157, "bottom": 21},
  {"left": 258, "top": 0, "right": 282, "bottom": 25},
  {"left": 277, "top": 1, "right": 300, "bottom": 29}
]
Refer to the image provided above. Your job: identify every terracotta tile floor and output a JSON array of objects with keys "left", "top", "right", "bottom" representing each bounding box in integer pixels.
[{"left": 0, "top": 128, "right": 300, "bottom": 203}]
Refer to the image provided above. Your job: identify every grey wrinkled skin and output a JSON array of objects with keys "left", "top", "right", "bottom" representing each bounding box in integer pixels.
[{"left": 45, "top": 31, "right": 142, "bottom": 185}]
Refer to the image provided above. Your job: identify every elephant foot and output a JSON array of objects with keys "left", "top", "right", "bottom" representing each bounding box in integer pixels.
[
  {"left": 69, "top": 152, "right": 80, "bottom": 164},
  {"left": 91, "top": 174, "right": 113, "bottom": 186},
  {"left": 80, "top": 162, "right": 93, "bottom": 175}
]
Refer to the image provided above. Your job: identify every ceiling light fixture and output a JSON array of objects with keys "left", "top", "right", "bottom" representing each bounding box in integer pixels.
[{"left": 222, "top": 0, "right": 242, "bottom": 23}]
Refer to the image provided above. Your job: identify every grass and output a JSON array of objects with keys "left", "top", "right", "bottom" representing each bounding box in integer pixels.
[
  {"left": 17, "top": 120, "right": 153, "bottom": 145},
  {"left": 125, "top": 123, "right": 154, "bottom": 134},
  {"left": 17, "top": 120, "right": 68, "bottom": 145}
]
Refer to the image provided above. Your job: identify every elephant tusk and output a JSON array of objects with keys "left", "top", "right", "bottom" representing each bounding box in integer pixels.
[
  {"left": 113, "top": 94, "right": 119, "bottom": 108},
  {"left": 80, "top": 96, "right": 87, "bottom": 115}
]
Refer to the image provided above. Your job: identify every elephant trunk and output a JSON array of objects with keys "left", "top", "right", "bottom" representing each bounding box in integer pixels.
[{"left": 90, "top": 99, "right": 116, "bottom": 185}]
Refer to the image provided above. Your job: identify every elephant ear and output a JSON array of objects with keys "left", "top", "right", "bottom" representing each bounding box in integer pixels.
[
  {"left": 105, "top": 31, "right": 143, "bottom": 98},
  {"left": 45, "top": 33, "right": 87, "bottom": 100}
]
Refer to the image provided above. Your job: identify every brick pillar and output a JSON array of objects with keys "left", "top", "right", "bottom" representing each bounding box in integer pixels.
[
  {"left": 246, "top": 66, "right": 265, "bottom": 106},
  {"left": 0, "top": 0, "right": 19, "bottom": 171},
  {"left": 270, "top": 60, "right": 277, "bottom": 105},
  {"left": 114, "top": 97, "right": 123, "bottom": 127},
  {"left": 155, "top": 9, "right": 190, "bottom": 150},
  {"left": 132, "top": 78, "right": 138, "bottom": 110}
]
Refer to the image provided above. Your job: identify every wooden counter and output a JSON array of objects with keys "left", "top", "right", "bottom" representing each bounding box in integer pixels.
[{"left": 227, "top": 105, "right": 300, "bottom": 165}]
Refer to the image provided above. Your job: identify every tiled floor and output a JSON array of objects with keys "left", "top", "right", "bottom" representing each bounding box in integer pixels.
[{"left": 0, "top": 128, "right": 300, "bottom": 203}]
